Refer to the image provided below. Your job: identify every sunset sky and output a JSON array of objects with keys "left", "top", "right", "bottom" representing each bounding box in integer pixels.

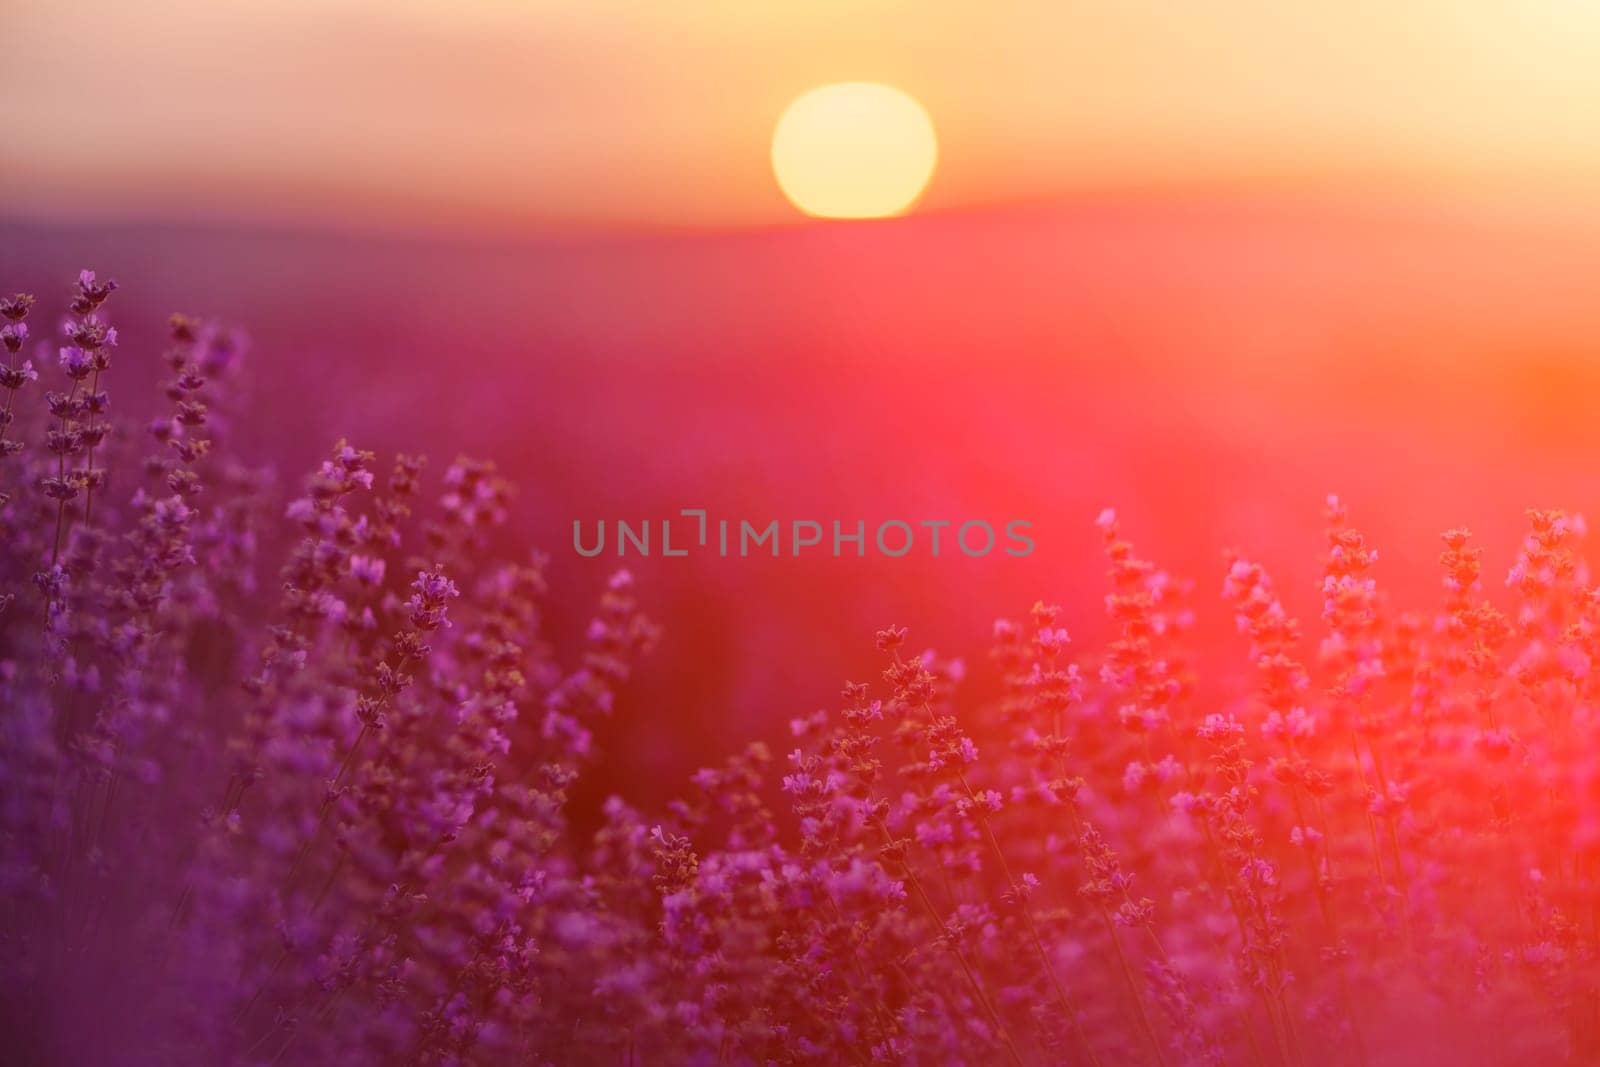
[{"left": 7, "top": 1, "right": 1600, "bottom": 232}]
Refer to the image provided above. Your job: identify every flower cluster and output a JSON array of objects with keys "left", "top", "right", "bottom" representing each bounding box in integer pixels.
[{"left": 3, "top": 271, "right": 1600, "bottom": 1065}]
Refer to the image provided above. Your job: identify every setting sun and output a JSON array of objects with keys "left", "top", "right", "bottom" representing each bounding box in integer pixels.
[{"left": 770, "top": 82, "right": 938, "bottom": 220}]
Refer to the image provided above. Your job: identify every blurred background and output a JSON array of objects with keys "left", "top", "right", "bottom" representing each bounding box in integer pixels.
[{"left": 6, "top": 1, "right": 1600, "bottom": 806}]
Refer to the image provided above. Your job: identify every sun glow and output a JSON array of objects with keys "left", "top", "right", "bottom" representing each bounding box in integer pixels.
[{"left": 770, "top": 82, "right": 937, "bottom": 220}]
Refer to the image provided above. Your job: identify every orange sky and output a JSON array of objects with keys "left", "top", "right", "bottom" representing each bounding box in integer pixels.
[{"left": 6, "top": 1, "right": 1600, "bottom": 233}]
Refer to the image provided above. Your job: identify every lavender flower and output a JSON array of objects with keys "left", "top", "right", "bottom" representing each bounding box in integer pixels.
[{"left": 0, "top": 268, "right": 1597, "bottom": 1066}]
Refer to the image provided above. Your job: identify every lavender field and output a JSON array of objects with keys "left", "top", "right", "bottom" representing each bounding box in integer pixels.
[
  {"left": 5, "top": 257, "right": 1600, "bottom": 1062},
  {"left": 15, "top": 0, "right": 1600, "bottom": 1060}
]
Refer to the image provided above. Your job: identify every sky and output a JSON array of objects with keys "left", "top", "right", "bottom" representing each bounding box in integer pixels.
[{"left": 6, "top": 1, "right": 1600, "bottom": 232}]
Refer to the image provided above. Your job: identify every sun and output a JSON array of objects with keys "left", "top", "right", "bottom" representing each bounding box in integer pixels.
[{"left": 771, "top": 82, "right": 938, "bottom": 220}]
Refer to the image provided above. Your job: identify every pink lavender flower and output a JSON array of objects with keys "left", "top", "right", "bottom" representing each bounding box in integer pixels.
[{"left": 2, "top": 268, "right": 1599, "bottom": 1065}]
